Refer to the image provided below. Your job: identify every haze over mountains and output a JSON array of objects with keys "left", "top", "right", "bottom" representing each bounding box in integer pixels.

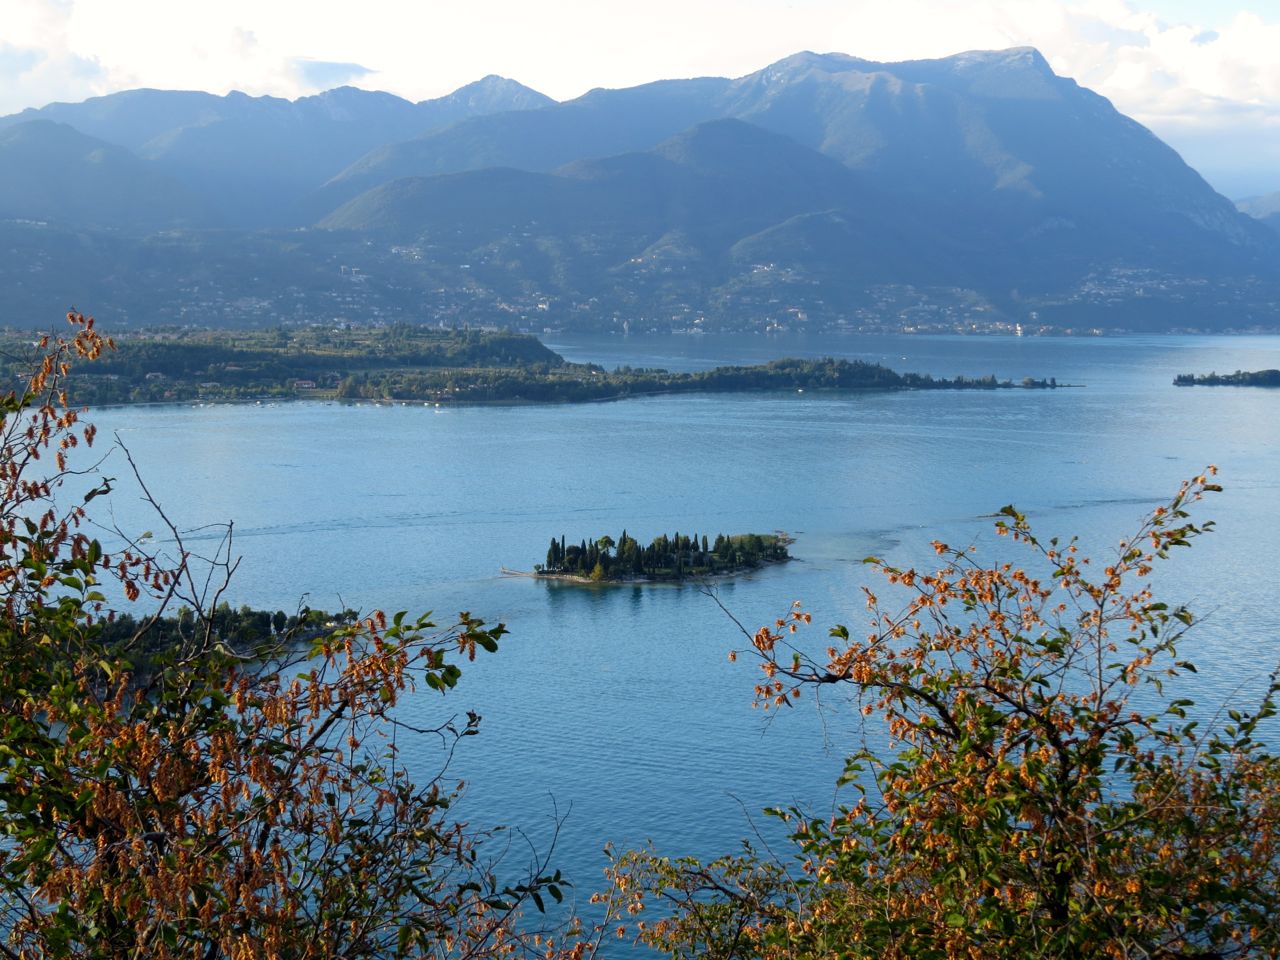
[
  {"left": 0, "top": 76, "right": 553, "bottom": 227},
  {"left": 1239, "top": 193, "right": 1280, "bottom": 237},
  {"left": 2, "top": 49, "right": 1278, "bottom": 332}
]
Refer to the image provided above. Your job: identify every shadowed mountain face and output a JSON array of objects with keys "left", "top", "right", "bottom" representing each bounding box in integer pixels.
[
  {"left": 1, "top": 50, "right": 1277, "bottom": 332},
  {"left": 319, "top": 119, "right": 950, "bottom": 288},
  {"left": 0, "top": 120, "right": 208, "bottom": 230},
  {"left": 324, "top": 121, "right": 862, "bottom": 237},
  {"left": 317, "top": 77, "right": 735, "bottom": 208}
]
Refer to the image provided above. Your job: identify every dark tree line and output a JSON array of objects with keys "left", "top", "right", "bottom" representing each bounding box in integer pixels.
[
  {"left": 0, "top": 324, "right": 565, "bottom": 405},
  {"left": 335, "top": 357, "right": 1066, "bottom": 404},
  {"left": 1175, "top": 368, "right": 1280, "bottom": 386},
  {"left": 97, "top": 603, "right": 361, "bottom": 680},
  {"left": 535, "top": 530, "right": 790, "bottom": 581}
]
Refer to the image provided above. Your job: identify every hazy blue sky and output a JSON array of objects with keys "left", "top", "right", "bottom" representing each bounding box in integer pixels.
[{"left": 2, "top": 0, "right": 1278, "bottom": 197}]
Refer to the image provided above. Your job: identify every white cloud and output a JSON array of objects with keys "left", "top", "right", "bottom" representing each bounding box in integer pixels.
[
  {"left": 0, "top": 0, "right": 1275, "bottom": 110},
  {"left": 63, "top": 0, "right": 310, "bottom": 98},
  {"left": 0, "top": 0, "right": 103, "bottom": 112},
  {"left": 1040, "top": 5, "right": 1280, "bottom": 193}
]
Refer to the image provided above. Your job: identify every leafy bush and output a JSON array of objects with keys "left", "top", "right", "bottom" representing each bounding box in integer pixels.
[
  {"left": 608, "top": 472, "right": 1280, "bottom": 959},
  {"left": 0, "top": 316, "right": 570, "bottom": 959}
]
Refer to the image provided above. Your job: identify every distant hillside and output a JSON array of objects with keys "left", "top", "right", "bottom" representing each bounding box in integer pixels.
[
  {"left": 324, "top": 120, "right": 862, "bottom": 235},
  {"left": 320, "top": 119, "right": 951, "bottom": 294},
  {"left": 1, "top": 50, "right": 1277, "bottom": 333},
  {"left": 313, "top": 50, "right": 1278, "bottom": 327},
  {"left": 0, "top": 120, "right": 206, "bottom": 230},
  {"left": 317, "top": 49, "right": 1276, "bottom": 301},
  {"left": 323, "top": 48, "right": 1269, "bottom": 270},
  {"left": 316, "top": 77, "right": 733, "bottom": 210}
]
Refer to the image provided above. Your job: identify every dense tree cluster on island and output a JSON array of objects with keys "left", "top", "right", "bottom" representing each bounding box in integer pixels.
[
  {"left": 533, "top": 530, "right": 790, "bottom": 581},
  {"left": 1175, "top": 368, "right": 1280, "bottom": 386}
]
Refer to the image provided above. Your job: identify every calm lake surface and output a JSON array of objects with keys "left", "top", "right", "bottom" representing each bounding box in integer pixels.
[{"left": 84, "top": 332, "right": 1280, "bottom": 905}]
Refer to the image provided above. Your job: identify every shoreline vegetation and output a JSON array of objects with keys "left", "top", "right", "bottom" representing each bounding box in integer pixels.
[
  {"left": 101, "top": 603, "right": 359, "bottom": 683},
  {"left": 509, "top": 531, "right": 793, "bottom": 584},
  {"left": 1, "top": 324, "right": 1070, "bottom": 407},
  {"left": 1174, "top": 368, "right": 1280, "bottom": 387}
]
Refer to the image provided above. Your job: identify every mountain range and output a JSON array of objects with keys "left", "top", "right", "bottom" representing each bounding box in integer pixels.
[
  {"left": 2, "top": 49, "right": 1278, "bottom": 332},
  {"left": 0, "top": 76, "right": 552, "bottom": 227}
]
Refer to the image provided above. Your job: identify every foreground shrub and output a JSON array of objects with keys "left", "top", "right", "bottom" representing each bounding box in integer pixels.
[
  {"left": 0, "top": 316, "right": 571, "bottom": 959},
  {"left": 610, "top": 471, "right": 1280, "bottom": 959}
]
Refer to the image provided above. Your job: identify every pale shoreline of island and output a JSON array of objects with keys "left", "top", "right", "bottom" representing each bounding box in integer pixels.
[{"left": 500, "top": 556, "right": 795, "bottom": 586}]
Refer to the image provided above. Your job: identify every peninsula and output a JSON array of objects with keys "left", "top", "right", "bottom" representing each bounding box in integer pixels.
[
  {"left": 0, "top": 323, "right": 1069, "bottom": 407},
  {"left": 525, "top": 531, "right": 792, "bottom": 583}
]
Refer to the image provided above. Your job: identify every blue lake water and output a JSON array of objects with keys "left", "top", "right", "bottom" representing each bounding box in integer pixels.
[{"left": 80, "top": 332, "right": 1280, "bottom": 908}]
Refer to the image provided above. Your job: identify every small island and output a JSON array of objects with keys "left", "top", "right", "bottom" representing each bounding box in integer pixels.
[
  {"left": 1174, "top": 369, "right": 1280, "bottom": 387},
  {"left": 519, "top": 531, "right": 792, "bottom": 583}
]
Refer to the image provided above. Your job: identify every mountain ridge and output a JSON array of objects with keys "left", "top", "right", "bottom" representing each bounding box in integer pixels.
[{"left": 0, "top": 76, "right": 554, "bottom": 226}]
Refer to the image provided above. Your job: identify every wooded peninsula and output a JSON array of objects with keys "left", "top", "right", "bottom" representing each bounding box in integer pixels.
[
  {"left": 527, "top": 531, "right": 792, "bottom": 583},
  {"left": 0, "top": 324, "right": 1066, "bottom": 406}
]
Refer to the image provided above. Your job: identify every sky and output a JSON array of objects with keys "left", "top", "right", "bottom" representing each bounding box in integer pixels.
[{"left": 1, "top": 0, "right": 1279, "bottom": 198}]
